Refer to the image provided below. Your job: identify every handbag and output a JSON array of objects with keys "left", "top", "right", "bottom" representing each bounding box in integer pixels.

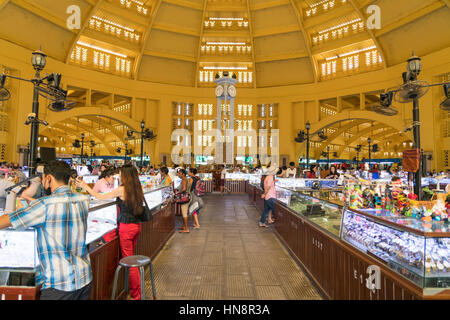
[{"left": 174, "top": 191, "right": 191, "bottom": 204}]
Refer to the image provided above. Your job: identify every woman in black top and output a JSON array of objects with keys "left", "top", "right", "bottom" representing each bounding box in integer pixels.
[{"left": 79, "top": 164, "right": 146, "bottom": 300}]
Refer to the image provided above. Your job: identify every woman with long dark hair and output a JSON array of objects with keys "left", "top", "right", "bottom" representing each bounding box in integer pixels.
[{"left": 78, "top": 164, "right": 146, "bottom": 300}]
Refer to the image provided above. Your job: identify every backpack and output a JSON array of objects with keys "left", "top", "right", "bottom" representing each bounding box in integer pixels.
[{"left": 194, "top": 178, "right": 206, "bottom": 197}]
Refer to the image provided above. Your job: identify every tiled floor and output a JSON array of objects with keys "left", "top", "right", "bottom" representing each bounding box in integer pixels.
[{"left": 144, "top": 194, "right": 323, "bottom": 300}]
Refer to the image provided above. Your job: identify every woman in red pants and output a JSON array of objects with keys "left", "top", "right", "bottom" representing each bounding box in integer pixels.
[{"left": 79, "top": 164, "right": 146, "bottom": 300}]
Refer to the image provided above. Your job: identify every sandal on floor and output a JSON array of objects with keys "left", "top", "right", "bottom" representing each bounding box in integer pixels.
[{"left": 179, "top": 230, "right": 190, "bottom": 233}]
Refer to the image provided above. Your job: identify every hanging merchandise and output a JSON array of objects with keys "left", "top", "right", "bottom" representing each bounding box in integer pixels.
[{"left": 402, "top": 149, "right": 421, "bottom": 172}]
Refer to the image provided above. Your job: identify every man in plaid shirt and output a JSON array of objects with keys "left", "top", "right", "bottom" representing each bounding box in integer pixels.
[{"left": 0, "top": 160, "right": 92, "bottom": 300}]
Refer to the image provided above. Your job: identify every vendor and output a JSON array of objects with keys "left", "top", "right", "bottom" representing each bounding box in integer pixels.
[
  {"left": 159, "top": 166, "right": 173, "bottom": 187},
  {"left": 326, "top": 165, "right": 340, "bottom": 179},
  {"left": 306, "top": 165, "right": 317, "bottom": 179},
  {"left": 93, "top": 168, "right": 116, "bottom": 193},
  {"left": 286, "top": 162, "right": 297, "bottom": 178}
]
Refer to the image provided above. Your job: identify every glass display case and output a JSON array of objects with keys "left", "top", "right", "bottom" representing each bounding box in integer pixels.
[
  {"left": 198, "top": 173, "right": 212, "bottom": 180},
  {"left": 0, "top": 228, "right": 39, "bottom": 270},
  {"left": 0, "top": 186, "right": 172, "bottom": 281},
  {"left": 144, "top": 186, "right": 170, "bottom": 210},
  {"left": 82, "top": 175, "right": 99, "bottom": 184},
  {"left": 86, "top": 204, "right": 117, "bottom": 245},
  {"left": 341, "top": 208, "right": 450, "bottom": 288},
  {"left": 276, "top": 178, "right": 344, "bottom": 206},
  {"left": 225, "top": 173, "right": 251, "bottom": 181},
  {"left": 248, "top": 174, "right": 261, "bottom": 187},
  {"left": 276, "top": 186, "right": 343, "bottom": 238},
  {"left": 276, "top": 178, "right": 342, "bottom": 189}
]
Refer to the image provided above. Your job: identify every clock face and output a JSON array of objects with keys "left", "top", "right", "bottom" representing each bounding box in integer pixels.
[
  {"left": 215, "top": 85, "right": 224, "bottom": 97},
  {"left": 228, "top": 85, "right": 236, "bottom": 98}
]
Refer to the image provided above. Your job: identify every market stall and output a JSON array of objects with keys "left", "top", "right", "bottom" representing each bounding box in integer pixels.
[
  {"left": 0, "top": 186, "right": 175, "bottom": 300},
  {"left": 246, "top": 178, "right": 450, "bottom": 300}
]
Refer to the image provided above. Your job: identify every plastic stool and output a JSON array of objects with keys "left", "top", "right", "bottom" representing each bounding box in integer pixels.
[{"left": 111, "top": 255, "right": 156, "bottom": 300}]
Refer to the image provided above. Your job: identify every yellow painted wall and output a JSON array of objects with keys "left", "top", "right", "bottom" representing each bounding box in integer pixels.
[{"left": 0, "top": 39, "right": 449, "bottom": 169}]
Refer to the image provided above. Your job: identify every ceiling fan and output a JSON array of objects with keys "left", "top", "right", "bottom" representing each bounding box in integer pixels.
[
  {"left": 370, "top": 91, "right": 399, "bottom": 116},
  {"left": 441, "top": 84, "right": 450, "bottom": 111},
  {"left": 36, "top": 73, "right": 76, "bottom": 112},
  {"left": 393, "top": 76, "right": 430, "bottom": 104},
  {"left": 370, "top": 52, "right": 450, "bottom": 116},
  {"left": 0, "top": 74, "right": 10, "bottom": 101}
]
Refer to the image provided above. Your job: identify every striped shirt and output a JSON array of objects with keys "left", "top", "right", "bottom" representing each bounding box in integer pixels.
[{"left": 8, "top": 185, "right": 92, "bottom": 292}]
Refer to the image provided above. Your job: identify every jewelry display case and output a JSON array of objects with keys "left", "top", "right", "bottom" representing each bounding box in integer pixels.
[
  {"left": 276, "top": 186, "right": 342, "bottom": 237},
  {"left": 266, "top": 182, "right": 450, "bottom": 299},
  {"left": 0, "top": 186, "right": 175, "bottom": 300},
  {"left": 341, "top": 208, "right": 450, "bottom": 289},
  {"left": 0, "top": 228, "right": 39, "bottom": 271}
]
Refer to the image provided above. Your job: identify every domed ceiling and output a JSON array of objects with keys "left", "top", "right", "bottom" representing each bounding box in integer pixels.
[{"left": 0, "top": 0, "right": 449, "bottom": 87}]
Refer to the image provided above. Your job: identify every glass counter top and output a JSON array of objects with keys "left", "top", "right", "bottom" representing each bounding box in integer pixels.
[
  {"left": 276, "top": 186, "right": 342, "bottom": 237},
  {"left": 356, "top": 209, "right": 450, "bottom": 236}
]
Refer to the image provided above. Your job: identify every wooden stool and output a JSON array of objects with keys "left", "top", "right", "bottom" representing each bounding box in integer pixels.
[{"left": 111, "top": 255, "right": 156, "bottom": 300}]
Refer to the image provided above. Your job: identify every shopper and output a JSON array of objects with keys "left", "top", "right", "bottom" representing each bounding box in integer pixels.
[
  {"left": 306, "top": 165, "right": 317, "bottom": 179},
  {"left": 159, "top": 166, "right": 173, "bottom": 187},
  {"left": 0, "top": 171, "right": 14, "bottom": 210},
  {"left": 79, "top": 164, "right": 147, "bottom": 300},
  {"left": 188, "top": 168, "right": 202, "bottom": 229},
  {"left": 20, "top": 163, "right": 46, "bottom": 202},
  {"left": 176, "top": 168, "right": 192, "bottom": 233},
  {"left": 0, "top": 160, "right": 92, "bottom": 300},
  {"left": 286, "top": 162, "right": 297, "bottom": 178},
  {"left": 259, "top": 164, "right": 278, "bottom": 228},
  {"left": 93, "top": 168, "right": 115, "bottom": 193},
  {"left": 10, "top": 163, "right": 26, "bottom": 183}
]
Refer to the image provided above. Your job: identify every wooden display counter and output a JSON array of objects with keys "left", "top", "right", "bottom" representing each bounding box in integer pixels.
[
  {"left": 245, "top": 181, "right": 450, "bottom": 300},
  {"left": 274, "top": 203, "right": 422, "bottom": 300}
]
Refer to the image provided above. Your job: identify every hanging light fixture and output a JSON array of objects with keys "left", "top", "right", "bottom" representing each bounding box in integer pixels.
[
  {"left": 31, "top": 50, "right": 47, "bottom": 71},
  {"left": 406, "top": 52, "right": 422, "bottom": 80}
]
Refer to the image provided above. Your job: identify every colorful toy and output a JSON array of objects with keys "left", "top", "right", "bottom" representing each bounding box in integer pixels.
[{"left": 374, "top": 194, "right": 382, "bottom": 209}]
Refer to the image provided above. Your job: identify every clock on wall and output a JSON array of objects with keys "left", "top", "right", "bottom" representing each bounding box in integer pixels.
[
  {"left": 215, "top": 85, "right": 224, "bottom": 97},
  {"left": 228, "top": 85, "right": 236, "bottom": 98}
]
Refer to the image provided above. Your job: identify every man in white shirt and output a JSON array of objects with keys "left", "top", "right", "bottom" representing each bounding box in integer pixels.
[
  {"left": 220, "top": 165, "right": 230, "bottom": 194},
  {"left": 286, "top": 162, "right": 297, "bottom": 178}
]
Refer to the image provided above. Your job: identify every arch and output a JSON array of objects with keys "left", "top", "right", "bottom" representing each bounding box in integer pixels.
[
  {"left": 43, "top": 124, "right": 115, "bottom": 155},
  {"left": 81, "top": 115, "right": 128, "bottom": 143},
  {"left": 335, "top": 124, "right": 395, "bottom": 157},
  {"left": 41, "top": 131, "right": 108, "bottom": 155},
  {"left": 297, "top": 111, "right": 413, "bottom": 160},
  {"left": 43, "top": 106, "right": 142, "bottom": 132},
  {"left": 313, "top": 119, "right": 367, "bottom": 157},
  {"left": 309, "top": 111, "right": 411, "bottom": 136}
]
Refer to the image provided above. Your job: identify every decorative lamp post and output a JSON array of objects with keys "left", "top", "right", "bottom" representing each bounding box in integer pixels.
[{"left": 305, "top": 121, "right": 311, "bottom": 168}]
